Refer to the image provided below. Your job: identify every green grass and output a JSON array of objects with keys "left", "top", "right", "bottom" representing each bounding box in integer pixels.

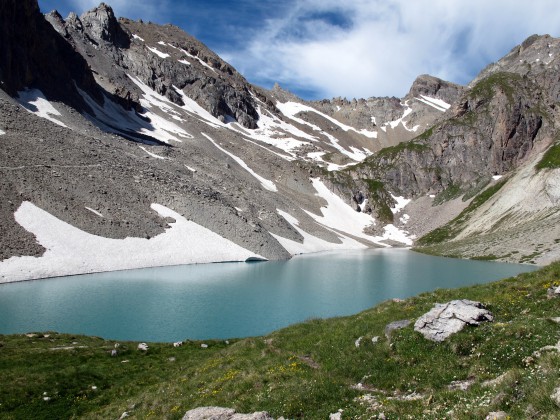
[
  {"left": 1, "top": 261, "right": 560, "bottom": 419},
  {"left": 375, "top": 140, "right": 430, "bottom": 160},
  {"left": 417, "top": 179, "right": 507, "bottom": 246},
  {"left": 363, "top": 179, "right": 394, "bottom": 224},
  {"left": 433, "top": 183, "right": 463, "bottom": 205},
  {"left": 469, "top": 72, "right": 522, "bottom": 103},
  {"left": 536, "top": 142, "right": 560, "bottom": 170}
]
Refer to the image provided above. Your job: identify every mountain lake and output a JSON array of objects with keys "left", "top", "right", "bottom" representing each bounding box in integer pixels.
[{"left": 0, "top": 249, "right": 537, "bottom": 342}]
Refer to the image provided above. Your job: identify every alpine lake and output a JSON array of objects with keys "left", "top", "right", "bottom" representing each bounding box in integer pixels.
[{"left": 0, "top": 249, "right": 537, "bottom": 342}]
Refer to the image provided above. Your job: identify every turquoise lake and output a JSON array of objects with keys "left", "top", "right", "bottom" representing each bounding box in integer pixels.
[{"left": 0, "top": 249, "right": 537, "bottom": 342}]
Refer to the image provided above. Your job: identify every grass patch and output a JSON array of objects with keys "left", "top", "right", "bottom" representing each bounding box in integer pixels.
[
  {"left": 375, "top": 140, "right": 430, "bottom": 160},
  {"left": 417, "top": 179, "right": 507, "bottom": 246},
  {"left": 469, "top": 72, "right": 522, "bottom": 103},
  {"left": 364, "top": 179, "right": 394, "bottom": 223},
  {"left": 1, "top": 262, "right": 560, "bottom": 419},
  {"left": 433, "top": 183, "right": 463, "bottom": 205},
  {"left": 536, "top": 142, "right": 560, "bottom": 170}
]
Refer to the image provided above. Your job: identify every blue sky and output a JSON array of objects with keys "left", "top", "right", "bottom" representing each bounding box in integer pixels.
[{"left": 38, "top": 0, "right": 560, "bottom": 100}]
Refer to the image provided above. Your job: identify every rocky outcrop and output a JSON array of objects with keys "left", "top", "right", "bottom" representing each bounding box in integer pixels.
[
  {"left": 182, "top": 407, "right": 274, "bottom": 420},
  {"left": 414, "top": 300, "right": 493, "bottom": 342},
  {"left": 0, "top": 0, "right": 100, "bottom": 108},
  {"left": 45, "top": 3, "right": 266, "bottom": 128},
  {"left": 405, "top": 74, "right": 464, "bottom": 104},
  {"left": 352, "top": 70, "right": 549, "bottom": 198}
]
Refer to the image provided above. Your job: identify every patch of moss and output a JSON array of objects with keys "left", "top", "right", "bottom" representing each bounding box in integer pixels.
[
  {"left": 462, "top": 178, "right": 491, "bottom": 201},
  {"left": 433, "top": 184, "right": 462, "bottom": 205},
  {"left": 469, "top": 72, "right": 522, "bottom": 103},
  {"left": 536, "top": 142, "right": 560, "bottom": 170},
  {"left": 417, "top": 179, "right": 507, "bottom": 246},
  {"left": 364, "top": 179, "right": 394, "bottom": 224},
  {"left": 375, "top": 140, "right": 430, "bottom": 160}
]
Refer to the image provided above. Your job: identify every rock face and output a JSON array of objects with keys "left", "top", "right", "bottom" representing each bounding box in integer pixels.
[
  {"left": 0, "top": 0, "right": 100, "bottom": 108},
  {"left": 46, "top": 3, "right": 265, "bottom": 128},
  {"left": 414, "top": 300, "right": 494, "bottom": 342},
  {"left": 182, "top": 407, "right": 274, "bottom": 420}
]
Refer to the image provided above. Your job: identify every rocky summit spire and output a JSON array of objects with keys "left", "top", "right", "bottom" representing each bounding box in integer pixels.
[{"left": 80, "top": 2, "right": 129, "bottom": 47}]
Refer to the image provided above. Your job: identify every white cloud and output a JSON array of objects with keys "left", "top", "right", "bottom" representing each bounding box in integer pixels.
[{"left": 223, "top": 0, "right": 560, "bottom": 99}]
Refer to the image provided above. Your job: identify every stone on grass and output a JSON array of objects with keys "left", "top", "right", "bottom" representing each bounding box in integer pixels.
[
  {"left": 414, "top": 300, "right": 493, "bottom": 342},
  {"left": 551, "top": 386, "right": 560, "bottom": 407},
  {"left": 384, "top": 320, "right": 411, "bottom": 340},
  {"left": 547, "top": 286, "right": 560, "bottom": 298},
  {"left": 485, "top": 411, "right": 508, "bottom": 420},
  {"left": 182, "top": 407, "right": 274, "bottom": 419},
  {"left": 137, "top": 343, "right": 149, "bottom": 351},
  {"left": 355, "top": 336, "right": 363, "bottom": 347}
]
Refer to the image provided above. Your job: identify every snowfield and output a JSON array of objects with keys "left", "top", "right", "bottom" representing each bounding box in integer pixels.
[
  {"left": 271, "top": 209, "right": 367, "bottom": 255},
  {"left": 17, "top": 88, "right": 67, "bottom": 127},
  {"left": 0, "top": 202, "right": 265, "bottom": 283},
  {"left": 202, "top": 133, "right": 278, "bottom": 192}
]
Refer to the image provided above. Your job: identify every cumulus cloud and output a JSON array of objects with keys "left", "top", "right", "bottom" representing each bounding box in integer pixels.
[{"left": 222, "top": 0, "right": 560, "bottom": 99}]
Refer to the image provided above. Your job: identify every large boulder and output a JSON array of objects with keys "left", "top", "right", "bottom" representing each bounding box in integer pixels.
[
  {"left": 182, "top": 407, "right": 274, "bottom": 420},
  {"left": 414, "top": 299, "right": 493, "bottom": 342}
]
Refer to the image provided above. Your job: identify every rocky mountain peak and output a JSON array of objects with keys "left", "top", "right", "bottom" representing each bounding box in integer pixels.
[
  {"left": 80, "top": 2, "right": 129, "bottom": 47},
  {"left": 470, "top": 33, "right": 560, "bottom": 87},
  {"left": 405, "top": 74, "right": 464, "bottom": 105}
]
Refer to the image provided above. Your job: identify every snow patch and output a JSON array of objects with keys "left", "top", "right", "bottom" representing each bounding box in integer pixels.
[
  {"left": 305, "top": 178, "right": 379, "bottom": 244},
  {"left": 202, "top": 133, "right": 277, "bottom": 192},
  {"left": 17, "top": 88, "right": 67, "bottom": 127},
  {"left": 139, "top": 145, "right": 166, "bottom": 160},
  {"left": 85, "top": 207, "right": 103, "bottom": 218},
  {"left": 277, "top": 101, "right": 378, "bottom": 139},
  {"left": 306, "top": 178, "right": 413, "bottom": 246},
  {"left": 178, "top": 59, "right": 191, "bottom": 66},
  {"left": 79, "top": 79, "right": 192, "bottom": 144},
  {"left": 381, "top": 224, "right": 413, "bottom": 246},
  {"left": 172, "top": 86, "right": 224, "bottom": 128},
  {"left": 185, "top": 165, "right": 196, "bottom": 172},
  {"left": 132, "top": 34, "right": 144, "bottom": 42},
  {"left": 147, "top": 46, "right": 170, "bottom": 59},
  {"left": 166, "top": 44, "right": 217, "bottom": 72},
  {"left": 381, "top": 104, "right": 419, "bottom": 132},
  {"left": 0, "top": 202, "right": 265, "bottom": 282},
  {"left": 390, "top": 194, "right": 411, "bottom": 214},
  {"left": 416, "top": 95, "right": 451, "bottom": 112},
  {"left": 359, "top": 198, "right": 368, "bottom": 212},
  {"left": 492, "top": 175, "right": 503, "bottom": 181},
  {"left": 271, "top": 210, "right": 367, "bottom": 255},
  {"left": 0, "top": 129, "right": 5, "bottom": 135}
]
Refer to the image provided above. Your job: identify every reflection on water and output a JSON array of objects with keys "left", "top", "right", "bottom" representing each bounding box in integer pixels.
[{"left": 0, "top": 249, "right": 536, "bottom": 341}]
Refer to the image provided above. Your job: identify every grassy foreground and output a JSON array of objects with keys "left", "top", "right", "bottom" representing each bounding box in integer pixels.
[{"left": 1, "top": 263, "right": 560, "bottom": 419}]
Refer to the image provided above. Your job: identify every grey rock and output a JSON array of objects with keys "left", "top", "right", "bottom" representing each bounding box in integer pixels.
[
  {"left": 485, "top": 411, "right": 508, "bottom": 420},
  {"left": 551, "top": 386, "right": 560, "bottom": 407},
  {"left": 329, "top": 412, "right": 342, "bottom": 420},
  {"left": 384, "top": 319, "right": 411, "bottom": 340},
  {"left": 182, "top": 407, "right": 274, "bottom": 420},
  {"left": 547, "top": 286, "right": 560, "bottom": 298},
  {"left": 414, "top": 300, "right": 493, "bottom": 342}
]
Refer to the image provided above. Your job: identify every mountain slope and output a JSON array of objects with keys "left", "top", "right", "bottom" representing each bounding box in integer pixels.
[{"left": 1, "top": 1, "right": 559, "bottom": 281}]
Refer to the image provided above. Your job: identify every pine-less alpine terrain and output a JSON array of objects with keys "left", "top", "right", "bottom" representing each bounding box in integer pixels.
[
  {"left": 1, "top": 1, "right": 560, "bottom": 419},
  {"left": 1, "top": 1, "right": 560, "bottom": 282}
]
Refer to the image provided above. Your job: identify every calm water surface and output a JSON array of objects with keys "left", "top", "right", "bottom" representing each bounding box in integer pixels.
[{"left": 0, "top": 249, "right": 536, "bottom": 341}]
